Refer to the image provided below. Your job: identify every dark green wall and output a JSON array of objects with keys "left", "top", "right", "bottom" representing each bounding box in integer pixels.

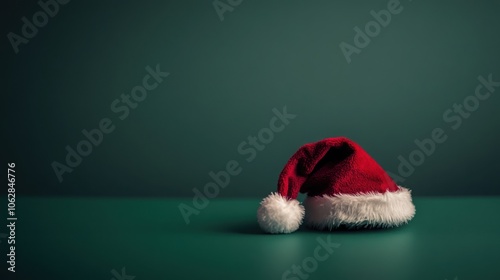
[{"left": 3, "top": 0, "right": 500, "bottom": 197}]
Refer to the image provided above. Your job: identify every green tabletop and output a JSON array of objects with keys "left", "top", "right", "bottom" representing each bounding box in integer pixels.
[{"left": 1, "top": 196, "right": 499, "bottom": 280}]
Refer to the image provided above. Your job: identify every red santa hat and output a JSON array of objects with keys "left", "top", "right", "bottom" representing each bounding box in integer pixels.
[{"left": 257, "top": 137, "right": 415, "bottom": 234}]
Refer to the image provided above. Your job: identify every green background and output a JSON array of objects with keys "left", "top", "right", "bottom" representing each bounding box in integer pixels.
[
  {"left": 2, "top": 1, "right": 500, "bottom": 279},
  {"left": 3, "top": 0, "right": 500, "bottom": 197},
  {"left": 1, "top": 196, "right": 500, "bottom": 280}
]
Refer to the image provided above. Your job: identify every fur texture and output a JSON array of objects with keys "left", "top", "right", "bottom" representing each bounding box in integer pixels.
[
  {"left": 304, "top": 187, "right": 415, "bottom": 230},
  {"left": 257, "top": 193, "right": 305, "bottom": 234}
]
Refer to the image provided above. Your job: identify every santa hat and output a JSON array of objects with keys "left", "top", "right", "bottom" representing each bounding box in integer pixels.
[{"left": 257, "top": 137, "right": 415, "bottom": 234}]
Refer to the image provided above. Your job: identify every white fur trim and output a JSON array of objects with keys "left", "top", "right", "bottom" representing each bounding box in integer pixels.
[
  {"left": 257, "top": 193, "right": 305, "bottom": 234},
  {"left": 304, "top": 187, "right": 415, "bottom": 230}
]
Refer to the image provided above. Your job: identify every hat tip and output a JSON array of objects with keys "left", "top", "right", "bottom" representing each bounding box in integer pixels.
[{"left": 257, "top": 193, "right": 304, "bottom": 234}]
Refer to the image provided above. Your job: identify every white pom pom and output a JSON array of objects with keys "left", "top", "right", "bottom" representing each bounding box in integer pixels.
[{"left": 257, "top": 193, "right": 305, "bottom": 234}]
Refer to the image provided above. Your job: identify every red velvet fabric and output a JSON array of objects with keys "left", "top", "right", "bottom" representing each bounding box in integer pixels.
[{"left": 277, "top": 137, "right": 398, "bottom": 199}]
